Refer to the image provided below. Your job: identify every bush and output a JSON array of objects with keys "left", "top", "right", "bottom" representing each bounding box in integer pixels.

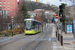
[
  {"left": 13, "top": 29, "right": 17, "bottom": 33},
  {"left": 0, "top": 27, "right": 24, "bottom": 36},
  {"left": 6, "top": 29, "right": 12, "bottom": 33},
  {"left": 1, "top": 30, "right": 15, "bottom": 36},
  {"left": 0, "top": 31, "right": 3, "bottom": 37},
  {"left": 2, "top": 30, "right": 9, "bottom": 36},
  {"left": 13, "top": 27, "right": 23, "bottom": 34}
]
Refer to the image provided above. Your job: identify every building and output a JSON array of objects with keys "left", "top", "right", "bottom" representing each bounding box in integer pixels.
[
  {"left": 28, "top": 11, "right": 36, "bottom": 19},
  {"left": 44, "top": 10, "right": 56, "bottom": 22},
  {"left": 0, "top": 10, "right": 7, "bottom": 18},
  {"left": 0, "top": 0, "right": 21, "bottom": 18},
  {"left": 34, "top": 9, "right": 45, "bottom": 16},
  {"left": 23, "top": 0, "right": 31, "bottom": 2},
  {"left": 45, "top": 10, "right": 56, "bottom": 18}
]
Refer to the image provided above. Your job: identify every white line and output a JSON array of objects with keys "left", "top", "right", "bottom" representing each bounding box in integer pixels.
[
  {"left": 49, "top": 38, "right": 51, "bottom": 41},
  {"left": 52, "top": 25, "right": 59, "bottom": 50},
  {"left": 0, "top": 38, "right": 11, "bottom": 42},
  {"left": 53, "top": 42, "right": 59, "bottom": 50},
  {"left": 52, "top": 26, "right": 56, "bottom": 38}
]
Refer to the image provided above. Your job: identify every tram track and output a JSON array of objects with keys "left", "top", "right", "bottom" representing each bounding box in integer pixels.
[
  {"left": 20, "top": 26, "right": 52, "bottom": 50},
  {"left": 0, "top": 28, "right": 48, "bottom": 47},
  {"left": 34, "top": 31, "right": 50, "bottom": 50},
  {"left": 0, "top": 36, "right": 27, "bottom": 47},
  {"left": 0, "top": 34, "right": 39, "bottom": 47}
]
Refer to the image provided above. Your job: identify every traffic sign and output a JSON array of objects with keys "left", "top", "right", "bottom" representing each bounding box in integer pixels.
[
  {"left": 54, "top": 18, "right": 58, "bottom": 21},
  {"left": 55, "top": 14, "right": 58, "bottom": 19},
  {"left": 54, "top": 18, "right": 58, "bottom": 22}
]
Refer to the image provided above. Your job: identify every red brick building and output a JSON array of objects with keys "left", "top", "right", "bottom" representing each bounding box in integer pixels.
[{"left": 0, "top": 0, "right": 21, "bottom": 18}]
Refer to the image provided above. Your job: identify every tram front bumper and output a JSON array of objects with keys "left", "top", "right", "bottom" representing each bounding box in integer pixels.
[{"left": 24, "top": 29, "right": 35, "bottom": 34}]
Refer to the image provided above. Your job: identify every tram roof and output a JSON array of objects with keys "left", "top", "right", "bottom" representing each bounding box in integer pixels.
[{"left": 24, "top": 19, "right": 41, "bottom": 23}]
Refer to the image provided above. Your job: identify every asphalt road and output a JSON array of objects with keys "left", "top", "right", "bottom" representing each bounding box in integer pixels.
[{"left": 0, "top": 23, "right": 56, "bottom": 50}]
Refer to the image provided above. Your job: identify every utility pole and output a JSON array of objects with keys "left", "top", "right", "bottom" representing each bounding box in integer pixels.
[
  {"left": 12, "top": 16, "right": 13, "bottom": 37},
  {"left": 42, "top": 9, "right": 44, "bottom": 32},
  {"left": 73, "top": 0, "right": 75, "bottom": 37}
]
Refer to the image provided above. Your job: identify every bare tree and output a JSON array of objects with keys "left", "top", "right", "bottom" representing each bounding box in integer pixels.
[{"left": 0, "top": 15, "right": 5, "bottom": 31}]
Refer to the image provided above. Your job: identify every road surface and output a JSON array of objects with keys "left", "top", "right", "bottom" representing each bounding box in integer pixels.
[{"left": 0, "top": 23, "right": 57, "bottom": 50}]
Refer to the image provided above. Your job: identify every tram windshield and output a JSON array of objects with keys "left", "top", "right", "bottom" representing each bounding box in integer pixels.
[{"left": 25, "top": 21, "right": 34, "bottom": 29}]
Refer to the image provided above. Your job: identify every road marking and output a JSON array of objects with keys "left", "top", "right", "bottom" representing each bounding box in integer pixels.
[
  {"left": 0, "top": 38, "right": 11, "bottom": 42},
  {"left": 64, "top": 46, "right": 75, "bottom": 49},
  {"left": 53, "top": 42, "right": 60, "bottom": 50},
  {"left": 64, "top": 47, "right": 74, "bottom": 49},
  {"left": 49, "top": 38, "right": 51, "bottom": 41},
  {"left": 52, "top": 26, "right": 56, "bottom": 38},
  {"left": 52, "top": 25, "right": 60, "bottom": 50}
]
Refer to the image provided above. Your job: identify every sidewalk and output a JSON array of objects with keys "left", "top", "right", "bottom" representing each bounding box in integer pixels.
[
  {"left": 57, "top": 29, "right": 75, "bottom": 50},
  {"left": 62, "top": 31, "right": 75, "bottom": 50}
]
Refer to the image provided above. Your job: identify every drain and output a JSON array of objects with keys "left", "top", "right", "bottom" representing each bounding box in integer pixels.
[{"left": 64, "top": 43, "right": 70, "bottom": 45}]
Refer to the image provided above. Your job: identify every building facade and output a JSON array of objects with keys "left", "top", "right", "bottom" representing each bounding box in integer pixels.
[
  {"left": 0, "top": 0, "right": 21, "bottom": 18},
  {"left": 23, "top": 0, "right": 31, "bottom": 2}
]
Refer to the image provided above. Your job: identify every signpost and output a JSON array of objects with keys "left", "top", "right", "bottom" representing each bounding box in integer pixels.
[
  {"left": 55, "top": 14, "right": 58, "bottom": 22},
  {"left": 12, "top": 16, "right": 13, "bottom": 37}
]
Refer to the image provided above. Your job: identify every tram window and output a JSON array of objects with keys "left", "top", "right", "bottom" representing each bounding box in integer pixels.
[
  {"left": 38, "top": 23, "right": 39, "bottom": 29},
  {"left": 32, "top": 21, "right": 35, "bottom": 28},
  {"left": 33, "top": 21, "right": 35, "bottom": 25},
  {"left": 35, "top": 22, "right": 37, "bottom": 28}
]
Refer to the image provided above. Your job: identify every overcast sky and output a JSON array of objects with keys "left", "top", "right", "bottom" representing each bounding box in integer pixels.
[{"left": 31, "top": 0, "right": 73, "bottom": 6}]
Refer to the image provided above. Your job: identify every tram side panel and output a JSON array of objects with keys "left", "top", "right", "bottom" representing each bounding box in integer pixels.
[
  {"left": 38, "top": 23, "right": 41, "bottom": 32},
  {"left": 34, "top": 22, "right": 38, "bottom": 33}
]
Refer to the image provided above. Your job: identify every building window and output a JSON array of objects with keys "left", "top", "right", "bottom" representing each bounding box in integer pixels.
[
  {"left": 0, "top": 7, "right": 1, "bottom": 9},
  {"left": 0, "top": 5, "right": 1, "bottom": 6},
  {"left": 7, "top": 2, "right": 9, "bottom": 4},
  {"left": 0, "top": 1, "right": 1, "bottom": 3},
  {"left": 8, "top": 5, "right": 9, "bottom": 7},
  {"left": 4, "top": 7, "right": 5, "bottom": 9},
  {"left": 8, "top": 14, "right": 9, "bottom": 15},
  {"left": 4, "top": 5, "right": 5, "bottom": 6},
  {"left": 8, "top": 11, "right": 9, "bottom": 12},
  {"left": 8, "top": 8, "right": 9, "bottom": 10},
  {"left": 4, "top": 2, "right": 5, "bottom": 4}
]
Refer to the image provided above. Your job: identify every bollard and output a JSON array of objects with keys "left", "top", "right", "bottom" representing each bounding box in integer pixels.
[
  {"left": 12, "top": 31, "right": 13, "bottom": 37},
  {"left": 56, "top": 31, "right": 57, "bottom": 37},
  {"left": 61, "top": 35, "right": 63, "bottom": 46},
  {"left": 45, "top": 25, "right": 46, "bottom": 30},
  {"left": 4, "top": 32, "right": 5, "bottom": 38},
  {"left": 58, "top": 33, "right": 59, "bottom": 41}
]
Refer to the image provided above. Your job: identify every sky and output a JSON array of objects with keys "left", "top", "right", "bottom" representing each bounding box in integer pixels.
[{"left": 31, "top": 0, "right": 73, "bottom": 6}]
